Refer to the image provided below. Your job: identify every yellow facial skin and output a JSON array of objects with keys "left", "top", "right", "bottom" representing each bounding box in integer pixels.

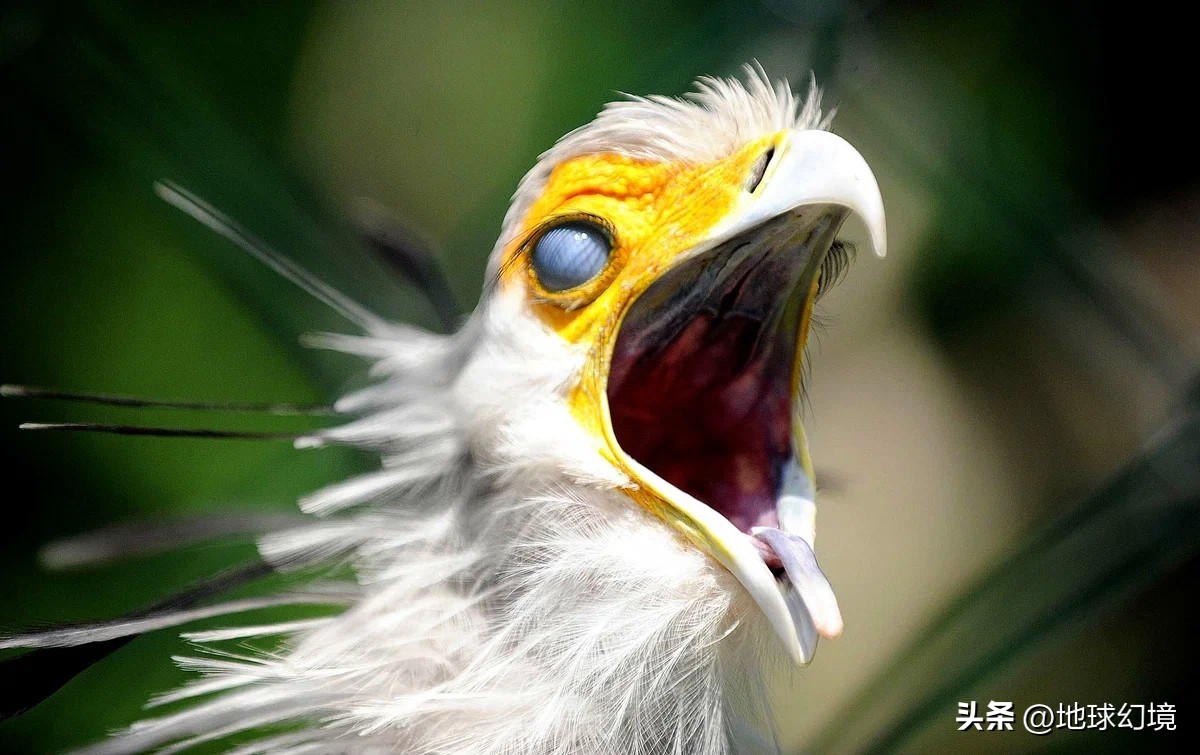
[
  {"left": 500, "top": 134, "right": 779, "bottom": 329},
  {"left": 496, "top": 130, "right": 822, "bottom": 546}
]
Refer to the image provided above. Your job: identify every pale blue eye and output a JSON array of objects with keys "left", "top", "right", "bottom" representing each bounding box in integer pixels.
[{"left": 531, "top": 221, "right": 612, "bottom": 292}]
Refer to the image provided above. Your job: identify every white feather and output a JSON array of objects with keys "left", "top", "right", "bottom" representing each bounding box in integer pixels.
[
  {"left": 10, "top": 69, "right": 825, "bottom": 753},
  {"left": 71, "top": 278, "right": 794, "bottom": 753}
]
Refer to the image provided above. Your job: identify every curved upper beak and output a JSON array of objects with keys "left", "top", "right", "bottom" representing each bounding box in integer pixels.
[
  {"left": 712, "top": 129, "right": 886, "bottom": 259},
  {"left": 605, "top": 128, "right": 886, "bottom": 664}
]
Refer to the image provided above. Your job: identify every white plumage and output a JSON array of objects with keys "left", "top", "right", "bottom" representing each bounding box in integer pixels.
[
  {"left": 3, "top": 66, "right": 878, "bottom": 754},
  {"left": 64, "top": 289, "right": 782, "bottom": 754}
]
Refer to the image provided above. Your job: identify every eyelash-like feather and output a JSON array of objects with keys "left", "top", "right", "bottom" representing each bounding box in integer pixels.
[{"left": 817, "top": 240, "right": 853, "bottom": 297}]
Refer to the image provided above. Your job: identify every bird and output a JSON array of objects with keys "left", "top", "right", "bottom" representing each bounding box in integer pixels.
[{"left": 1, "top": 66, "right": 885, "bottom": 754}]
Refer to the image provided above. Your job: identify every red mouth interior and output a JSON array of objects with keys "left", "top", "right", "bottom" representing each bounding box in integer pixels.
[{"left": 606, "top": 271, "right": 796, "bottom": 534}]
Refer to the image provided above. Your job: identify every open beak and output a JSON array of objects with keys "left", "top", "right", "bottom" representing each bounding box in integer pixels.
[{"left": 601, "top": 129, "right": 885, "bottom": 663}]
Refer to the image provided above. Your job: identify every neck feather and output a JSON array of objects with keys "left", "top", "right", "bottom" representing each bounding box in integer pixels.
[{"left": 91, "top": 294, "right": 787, "bottom": 754}]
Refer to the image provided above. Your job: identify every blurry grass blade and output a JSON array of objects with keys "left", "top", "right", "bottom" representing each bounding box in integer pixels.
[{"left": 811, "top": 411, "right": 1200, "bottom": 754}]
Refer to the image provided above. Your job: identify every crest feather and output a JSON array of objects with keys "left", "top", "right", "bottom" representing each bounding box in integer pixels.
[{"left": 494, "top": 64, "right": 831, "bottom": 265}]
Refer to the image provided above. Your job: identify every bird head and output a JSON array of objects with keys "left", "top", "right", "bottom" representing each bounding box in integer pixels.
[{"left": 469, "top": 70, "right": 885, "bottom": 664}]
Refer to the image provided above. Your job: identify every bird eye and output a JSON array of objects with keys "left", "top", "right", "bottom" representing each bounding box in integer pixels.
[{"left": 530, "top": 220, "right": 613, "bottom": 292}]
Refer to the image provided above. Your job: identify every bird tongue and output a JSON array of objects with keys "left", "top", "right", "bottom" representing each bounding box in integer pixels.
[{"left": 751, "top": 527, "right": 843, "bottom": 642}]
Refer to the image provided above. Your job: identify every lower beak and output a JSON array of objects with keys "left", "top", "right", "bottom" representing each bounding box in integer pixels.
[{"left": 604, "top": 129, "right": 885, "bottom": 664}]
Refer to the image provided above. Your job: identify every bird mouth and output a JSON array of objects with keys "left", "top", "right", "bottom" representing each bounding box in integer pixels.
[
  {"left": 607, "top": 209, "right": 838, "bottom": 535},
  {"left": 603, "top": 205, "right": 848, "bottom": 660}
]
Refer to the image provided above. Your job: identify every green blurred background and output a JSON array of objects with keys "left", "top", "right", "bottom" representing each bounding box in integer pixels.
[{"left": 1, "top": 1, "right": 1197, "bottom": 752}]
